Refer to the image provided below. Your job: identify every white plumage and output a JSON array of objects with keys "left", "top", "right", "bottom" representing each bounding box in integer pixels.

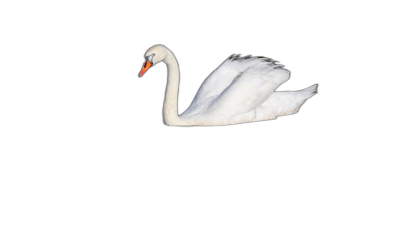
[{"left": 139, "top": 45, "right": 318, "bottom": 126}]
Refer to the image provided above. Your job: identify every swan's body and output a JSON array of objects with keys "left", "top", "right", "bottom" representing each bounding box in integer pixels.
[{"left": 139, "top": 45, "right": 318, "bottom": 126}]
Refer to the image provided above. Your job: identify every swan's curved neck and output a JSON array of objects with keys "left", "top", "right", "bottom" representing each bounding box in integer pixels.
[{"left": 162, "top": 51, "right": 185, "bottom": 126}]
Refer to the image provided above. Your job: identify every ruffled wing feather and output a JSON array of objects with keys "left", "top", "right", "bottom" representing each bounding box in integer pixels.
[{"left": 181, "top": 54, "right": 289, "bottom": 119}]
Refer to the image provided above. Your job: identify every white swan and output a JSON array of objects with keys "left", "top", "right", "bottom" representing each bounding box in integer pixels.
[{"left": 138, "top": 44, "right": 318, "bottom": 126}]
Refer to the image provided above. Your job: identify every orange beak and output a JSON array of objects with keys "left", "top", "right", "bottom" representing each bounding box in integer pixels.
[{"left": 139, "top": 59, "right": 153, "bottom": 77}]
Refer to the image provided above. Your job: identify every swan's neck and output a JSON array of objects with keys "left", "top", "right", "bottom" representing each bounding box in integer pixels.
[{"left": 162, "top": 52, "right": 185, "bottom": 126}]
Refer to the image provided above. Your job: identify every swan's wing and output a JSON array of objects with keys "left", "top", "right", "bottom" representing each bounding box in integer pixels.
[
  {"left": 181, "top": 55, "right": 283, "bottom": 117},
  {"left": 203, "top": 65, "right": 291, "bottom": 118}
]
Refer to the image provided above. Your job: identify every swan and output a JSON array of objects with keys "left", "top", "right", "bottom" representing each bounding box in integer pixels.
[{"left": 138, "top": 44, "right": 318, "bottom": 126}]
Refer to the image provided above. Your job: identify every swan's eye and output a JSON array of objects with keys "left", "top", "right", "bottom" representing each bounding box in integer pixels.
[
  {"left": 139, "top": 54, "right": 154, "bottom": 78},
  {"left": 145, "top": 54, "right": 155, "bottom": 65}
]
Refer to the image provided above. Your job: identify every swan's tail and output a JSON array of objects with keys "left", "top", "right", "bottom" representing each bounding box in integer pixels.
[
  {"left": 299, "top": 84, "right": 318, "bottom": 100},
  {"left": 254, "top": 84, "right": 318, "bottom": 121}
]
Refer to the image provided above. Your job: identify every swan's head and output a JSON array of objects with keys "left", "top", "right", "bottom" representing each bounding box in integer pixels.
[{"left": 139, "top": 44, "right": 169, "bottom": 78}]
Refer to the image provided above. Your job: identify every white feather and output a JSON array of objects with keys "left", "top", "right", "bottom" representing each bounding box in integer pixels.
[{"left": 142, "top": 45, "right": 318, "bottom": 126}]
